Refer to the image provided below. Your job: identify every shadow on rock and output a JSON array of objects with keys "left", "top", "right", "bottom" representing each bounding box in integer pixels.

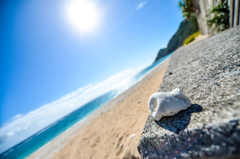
[{"left": 155, "top": 104, "right": 202, "bottom": 134}]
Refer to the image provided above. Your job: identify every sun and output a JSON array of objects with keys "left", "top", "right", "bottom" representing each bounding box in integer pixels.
[{"left": 67, "top": 0, "right": 97, "bottom": 32}]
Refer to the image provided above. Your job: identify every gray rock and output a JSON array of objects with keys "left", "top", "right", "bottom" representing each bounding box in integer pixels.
[{"left": 138, "top": 26, "right": 240, "bottom": 158}]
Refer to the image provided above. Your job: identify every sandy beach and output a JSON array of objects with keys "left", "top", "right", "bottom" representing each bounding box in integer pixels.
[
  {"left": 28, "top": 58, "right": 169, "bottom": 159},
  {"left": 191, "top": 34, "right": 209, "bottom": 44}
]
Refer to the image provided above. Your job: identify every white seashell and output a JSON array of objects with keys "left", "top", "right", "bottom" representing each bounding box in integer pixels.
[
  {"left": 129, "top": 134, "right": 136, "bottom": 138},
  {"left": 148, "top": 88, "right": 191, "bottom": 121}
]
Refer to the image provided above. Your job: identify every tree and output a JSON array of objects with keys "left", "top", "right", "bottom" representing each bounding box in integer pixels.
[
  {"left": 178, "top": 0, "right": 200, "bottom": 19},
  {"left": 178, "top": 0, "right": 209, "bottom": 35},
  {"left": 206, "top": 0, "right": 229, "bottom": 32}
]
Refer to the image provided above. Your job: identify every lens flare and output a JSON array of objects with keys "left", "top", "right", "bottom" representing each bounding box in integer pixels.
[{"left": 67, "top": 0, "right": 97, "bottom": 32}]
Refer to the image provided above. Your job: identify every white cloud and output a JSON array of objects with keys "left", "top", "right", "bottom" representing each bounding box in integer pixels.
[
  {"left": 137, "top": 1, "right": 148, "bottom": 10},
  {"left": 0, "top": 68, "right": 139, "bottom": 154}
]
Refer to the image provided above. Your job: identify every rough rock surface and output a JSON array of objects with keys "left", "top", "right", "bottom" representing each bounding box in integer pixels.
[
  {"left": 148, "top": 88, "right": 191, "bottom": 121},
  {"left": 138, "top": 26, "right": 240, "bottom": 158}
]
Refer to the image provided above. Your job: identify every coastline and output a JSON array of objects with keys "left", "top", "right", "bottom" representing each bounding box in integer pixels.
[{"left": 28, "top": 57, "right": 170, "bottom": 159}]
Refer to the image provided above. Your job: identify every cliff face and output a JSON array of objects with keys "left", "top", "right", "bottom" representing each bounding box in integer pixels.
[
  {"left": 154, "top": 48, "right": 167, "bottom": 62},
  {"left": 139, "top": 26, "right": 240, "bottom": 158},
  {"left": 154, "top": 17, "right": 199, "bottom": 62}
]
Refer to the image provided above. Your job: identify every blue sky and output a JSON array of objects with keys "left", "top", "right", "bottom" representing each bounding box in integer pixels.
[{"left": 0, "top": 0, "right": 182, "bottom": 126}]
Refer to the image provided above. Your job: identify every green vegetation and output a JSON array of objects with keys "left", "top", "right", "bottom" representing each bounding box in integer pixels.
[
  {"left": 206, "top": 0, "right": 229, "bottom": 32},
  {"left": 155, "top": 0, "right": 230, "bottom": 62},
  {"left": 154, "top": 17, "right": 199, "bottom": 62},
  {"left": 183, "top": 31, "right": 200, "bottom": 45},
  {"left": 178, "top": 0, "right": 199, "bottom": 19}
]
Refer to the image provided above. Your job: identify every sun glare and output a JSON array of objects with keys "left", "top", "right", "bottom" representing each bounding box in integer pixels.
[{"left": 67, "top": 0, "right": 97, "bottom": 32}]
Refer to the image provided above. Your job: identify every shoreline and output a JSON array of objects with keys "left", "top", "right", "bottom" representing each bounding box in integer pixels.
[{"left": 28, "top": 57, "right": 170, "bottom": 159}]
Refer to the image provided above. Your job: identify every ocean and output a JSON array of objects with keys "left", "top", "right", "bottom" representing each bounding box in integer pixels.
[{"left": 0, "top": 54, "right": 171, "bottom": 159}]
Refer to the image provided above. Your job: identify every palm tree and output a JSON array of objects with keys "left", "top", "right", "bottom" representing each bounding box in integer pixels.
[
  {"left": 178, "top": 0, "right": 200, "bottom": 19},
  {"left": 179, "top": 0, "right": 210, "bottom": 35},
  {"left": 206, "top": 0, "right": 229, "bottom": 32}
]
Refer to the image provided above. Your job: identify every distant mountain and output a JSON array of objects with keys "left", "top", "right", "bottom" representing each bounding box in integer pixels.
[{"left": 154, "top": 17, "right": 199, "bottom": 62}]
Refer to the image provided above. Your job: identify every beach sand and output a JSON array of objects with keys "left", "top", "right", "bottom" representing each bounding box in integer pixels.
[
  {"left": 28, "top": 58, "right": 169, "bottom": 159},
  {"left": 191, "top": 34, "right": 209, "bottom": 44}
]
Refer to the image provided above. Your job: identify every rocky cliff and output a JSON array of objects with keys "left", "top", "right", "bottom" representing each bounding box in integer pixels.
[{"left": 154, "top": 17, "right": 199, "bottom": 62}]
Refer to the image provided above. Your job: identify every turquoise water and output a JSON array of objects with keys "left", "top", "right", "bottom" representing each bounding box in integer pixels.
[{"left": 0, "top": 54, "right": 171, "bottom": 159}]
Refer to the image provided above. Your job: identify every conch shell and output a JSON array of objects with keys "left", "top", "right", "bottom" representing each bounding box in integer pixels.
[{"left": 148, "top": 88, "right": 191, "bottom": 121}]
